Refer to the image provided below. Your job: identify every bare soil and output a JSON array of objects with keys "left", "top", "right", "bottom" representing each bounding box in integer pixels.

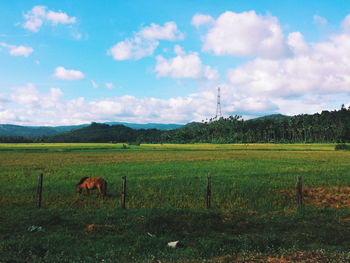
[
  {"left": 281, "top": 186, "right": 350, "bottom": 208},
  {"left": 172, "top": 251, "right": 350, "bottom": 263}
]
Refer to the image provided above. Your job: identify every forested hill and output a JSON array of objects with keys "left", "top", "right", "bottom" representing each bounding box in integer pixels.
[
  {"left": 1, "top": 107, "right": 350, "bottom": 143},
  {"left": 0, "top": 124, "right": 61, "bottom": 137},
  {"left": 46, "top": 123, "right": 162, "bottom": 143},
  {"left": 0, "top": 122, "right": 183, "bottom": 138},
  {"left": 163, "top": 108, "right": 349, "bottom": 143}
]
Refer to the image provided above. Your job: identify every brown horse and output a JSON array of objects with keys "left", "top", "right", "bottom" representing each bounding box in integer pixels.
[{"left": 76, "top": 177, "right": 107, "bottom": 198}]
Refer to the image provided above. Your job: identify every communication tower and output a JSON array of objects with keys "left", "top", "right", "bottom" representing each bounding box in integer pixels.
[{"left": 215, "top": 86, "right": 222, "bottom": 120}]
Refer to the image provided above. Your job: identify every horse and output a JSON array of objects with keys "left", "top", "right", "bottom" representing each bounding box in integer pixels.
[{"left": 76, "top": 177, "right": 107, "bottom": 198}]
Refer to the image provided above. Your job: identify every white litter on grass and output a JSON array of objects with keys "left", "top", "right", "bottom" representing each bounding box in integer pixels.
[
  {"left": 167, "top": 241, "right": 179, "bottom": 248},
  {"left": 27, "top": 225, "right": 43, "bottom": 232},
  {"left": 147, "top": 232, "right": 156, "bottom": 237}
]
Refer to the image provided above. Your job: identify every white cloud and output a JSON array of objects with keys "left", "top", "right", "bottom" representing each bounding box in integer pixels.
[
  {"left": 228, "top": 32, "right": 350, "bottom": 99},
  {"left": 313, "top": 15, "right": 328, "bottom": 25},
  {"left": 0, "top": 94, "right": 8, "bottom": 109},
  {"left": 109, "top": 37, "right": 159, "bottom": 60},
  {"left": 1, "top": 80, "right": 216, "bottom": 125},
  {"left": 46, "top": 10, "right": 76, "bottom": 24},
  {"left": 53, "top": 66, "right": 85, "bottom": 80},
  {"left": 224, "top": 96, "right": 278, "bottom": 115},
  {"left": 140, "top": 21, "right": 184, "bottom": 41},
  {"left": 155, "top": 45, "right": 219, "bottom": 80},
  {"left": 0, "top": 42, "right": 33, "bottom": 57},
  {"left": 23, "top": 6, "right": 46, "bottom": 32},
  {"left": 201, "top": 11, "right": 288, "bottom": 59},
  {"left": 191, "top": 14, "right": 214, "bottom": 28},
  {"left": 9, "top": 45, "right": 34, "bottom": 56},
  {"left": 105, "top": 83, "right": 116, "bottom": 89},
  {"left": 108, "top": 21, "right": 184, "bottom": 61},
  {"left": 5, "top": 13, "right": 350, "bottom": 126},
  {"left": 10, "top": 83, "right": 63, "bottom": 109},
  {"left": 0, "top": 110, "right": 18, "bottom": 123},
  {"left": 72, "top": 32, "right": 82, "bottom": 40},
  {"left": 23, "top": 6, "right": 76, "bottom": 32},
  {"left": 11, "top": 83, "right": 40, "bottom": 107},
  {"left": 287, "top": 32, "right": 309, "bottom": 55},
  {"left": 91, "top": 80, "right": 99, "bottom": 88},
  {"left": 342, "top": 14, "right": 350, "bottom": 33},
  {"left": 2, "top": 81, "right": 350, "bottom": 126}
]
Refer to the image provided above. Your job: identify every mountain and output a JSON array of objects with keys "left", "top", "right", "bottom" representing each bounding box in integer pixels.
[
  {"left": 105, "top": 122, "right": 183, "bottom": 130},
  {"left": 47, "top": 123, "right": 138, "bottom": 143},
  {"left": 0, "top": 124, "right": 60, "bottom": 137},
  {"left": 0, "top": 122, "right": 184, "bottom": 137},
  {"left": 247, "top": 114, "right": 291, "bottom": 123},
  {"left": 47, "top": 123, "right": 162, "bottom": 143}
]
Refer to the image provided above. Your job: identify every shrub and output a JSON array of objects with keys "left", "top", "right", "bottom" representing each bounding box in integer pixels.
[
  {"left": 335, "top": 143, "right": 350, "bottom": 150},
  {"left": 121, "top": 144, "right": 130, "bottom": 149}
]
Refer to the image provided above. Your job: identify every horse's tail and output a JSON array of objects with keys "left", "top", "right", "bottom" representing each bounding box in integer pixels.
[{"left": 76, "top": 176, "right": 89, "bottom": 186}]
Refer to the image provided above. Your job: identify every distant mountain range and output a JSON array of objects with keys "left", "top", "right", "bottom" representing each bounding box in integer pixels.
[
  {"left": 0, "top": 122, "right": 184, "bottom": 137},
  {"left": 0, "top": 115, "right": 292, "bottom": 138},
  {"left": 2, "top": 110, "right": 349, "bottom": 143}
]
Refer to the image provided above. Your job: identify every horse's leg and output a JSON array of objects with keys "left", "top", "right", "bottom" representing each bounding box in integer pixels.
[
  {"left": 97, "top": 185, "right": 104, "bottom": 199},
  {"left": 85, "top": 187, "right": 90, "bottom": 195}
]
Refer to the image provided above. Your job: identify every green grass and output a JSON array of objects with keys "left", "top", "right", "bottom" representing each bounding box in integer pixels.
[{"left": 1, "top": 143, "right": 350, "bottom": 262}]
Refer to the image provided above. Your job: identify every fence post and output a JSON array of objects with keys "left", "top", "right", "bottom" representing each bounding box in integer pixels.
[
  {"left": 36, "top": 173, "right": 43, "bottom": 208},
  {"left": 207, "top": 175, "right": 211, "bottom": 209},
  {"left": 121, "top": 176, "right": 126, "bottom": 209},
  {"left": 296, "top": 176, "right": 303, "bottom": 210}
]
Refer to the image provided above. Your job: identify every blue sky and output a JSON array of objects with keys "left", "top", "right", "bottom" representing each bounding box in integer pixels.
[{"left": 1, "top": 0, "right": 350, "bottom": 125}]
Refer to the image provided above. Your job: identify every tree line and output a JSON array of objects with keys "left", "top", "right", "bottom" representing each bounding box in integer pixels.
[{"left": 1, "top": 106, "right": 350, "bottom": 144}]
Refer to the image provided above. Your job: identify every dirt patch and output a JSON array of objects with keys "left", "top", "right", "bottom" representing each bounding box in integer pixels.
[
  {"left": 209, "top": 250, "right": 350, "bottom": 263},
  {"left": 85, "top": 224, "right": 114, "bottom": 232},
  {"left": 281, "top": 186, "right": 350, "bottom": 208}
]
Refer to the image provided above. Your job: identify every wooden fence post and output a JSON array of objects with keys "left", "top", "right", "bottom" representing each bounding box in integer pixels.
[
  {"left": 36, "top": 173, "right": 43, "bottom": 208},
  {"left": 207, "top": 175, "right": 211, "bottom": 209},
  {"left": 121, "top": 176, "right": 126, "bottom": 209},
  {"left": 296, "top": 176, "right": 303, "bottom": 210}
]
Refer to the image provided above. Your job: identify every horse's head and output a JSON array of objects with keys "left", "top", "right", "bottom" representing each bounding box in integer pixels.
[
  {"left": 76, "top": 177, "right": 89, "bottom": 194},
  {"left": 76, "top": 184, "right": 83, "bottom": 194}
]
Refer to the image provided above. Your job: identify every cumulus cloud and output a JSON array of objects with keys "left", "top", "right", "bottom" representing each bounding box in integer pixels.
[
  {"left": 109, "top": 37, "right": 159, "bottom": 61},
  {"left": 227, "top": 20, "right": 350, "bottom": 99},
  {"left": 287, "top": 32, "right": 309, "bottom": 55},
  {"left": 200, "top": 11, "right": 288, "bottom": 59},
  {"left": 91, "top": 80, "right": 99, "bottom": 88},
  {"left": 46, "top": 10, "right": 76, "bottom": 24},
  {"left": 108, "top": 22, "right": 183, "bottom": 60},
  {"left": 53, "top": 66, "right": 85, "bottom": 80},
  {"left": 11, "top": 83, "right": 63, "bottom": 109},
  {"left": 0, "top": 94, "right": 9, "bottom": 105},
  {"left": 155, "top": 45, "right": 219, "bottom": 80},
  {"left": 5, "top": 12, "right": 350, "bottom": 125},
  {"left": 11, "top": 83, "right": 40, "bottom": 107},
  {"left": 139, "top": 21, "right": 184, "bottom": 40},
  {"left": 2, "top": 80, "right": 350, "bottom": 126},
  {"left": 2, "top": 91, "right": 212, "bottom": 125},
  {"left": 224, "top": 96, "right": 278, "bottom": 115},
  {"left": 342, "top": 14, "right": 350, "bottom": 33},
  {"left": 313, "top": 15, "right": 328, "bottom": 25},
  {"left": 105, "top": 83, "right": 116, "bottom": 89},
  {"left": 0, "top": 42, "right": 33, "bottom": 57},
  {"left": 23, "top": 5, "right": 76, "bottom": 32},
  {"left": 192, "top": 14, "right": 215, "bottom": 28}
]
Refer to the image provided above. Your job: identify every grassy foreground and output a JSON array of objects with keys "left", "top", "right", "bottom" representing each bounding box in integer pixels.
[{"left": 0, "top": 143, "right": 350, "bottom": 262}]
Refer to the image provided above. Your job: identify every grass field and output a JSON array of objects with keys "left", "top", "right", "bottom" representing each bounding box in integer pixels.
[{"left": 1, "top": 143, "right": 350, "bottom": 262}]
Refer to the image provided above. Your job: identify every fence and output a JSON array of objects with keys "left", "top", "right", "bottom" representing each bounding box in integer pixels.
[{"left": 33, "top": 173, "right": 304, "bottom": 210}]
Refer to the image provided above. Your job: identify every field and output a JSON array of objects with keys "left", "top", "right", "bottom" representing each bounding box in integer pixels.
[{"left": 1, "top": 143, "right": 350, "bottom": 262}]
